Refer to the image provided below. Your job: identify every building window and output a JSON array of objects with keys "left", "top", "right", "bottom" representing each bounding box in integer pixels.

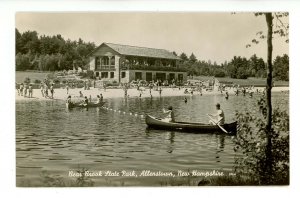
[
  {"left": 111, "top": 56, "right": 115, "bottom": 66},
  {"left": 147, "top": 58, "right": 155, "bottom": 66},
  {"left": 110, "top": 72, "right": 114, "bottom": 78},
  {"left": 121, "top": 72, "right": 126, "bottom": 78},
  {"left": 172, "top": 60, "right": 176, "bottom": 67},
  {"left": 101, "top": 72, "right": 108, "bottom": 78},
  {"left": 135, "top": 72, "right": 142, "bottom": 81},
  {"left": 146, "top": 72, "right": 152, "bottom": 82},
  {"left": 169, "top": 73, "right": 175, "bottom": 81},
  {"left": 102, "top": 57, "right": 109, "bottom": 66},
  {"left": 178, "top": 74, "right": 183, "bottom": 81},
  {"left": 156, "top": 73, "right": 166, "bottom": 81},
  {"left": 95, "top": 57, "right": 101, "bottom": 70}
]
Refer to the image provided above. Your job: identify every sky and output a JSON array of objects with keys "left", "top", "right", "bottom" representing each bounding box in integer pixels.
[{"left": 15, "top": 12, "right": 289, "bottom": 64}]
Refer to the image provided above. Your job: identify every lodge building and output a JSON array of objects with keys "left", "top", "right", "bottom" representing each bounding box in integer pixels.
[{"left": 89, "top": 43, "right": 187, "bottom": 84}]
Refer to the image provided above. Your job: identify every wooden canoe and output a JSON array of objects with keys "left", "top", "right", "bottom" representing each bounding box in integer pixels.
[
  {"left": 145, "top": 115, "right": 237, "bottom": 134},
  {"left": 66, "top": 102, "right": 105, "bottom": 109}
]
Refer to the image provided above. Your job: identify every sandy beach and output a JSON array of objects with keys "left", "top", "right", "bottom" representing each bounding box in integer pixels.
[{"left": 15, "top": 86, "right": 289, "bottom": 102}]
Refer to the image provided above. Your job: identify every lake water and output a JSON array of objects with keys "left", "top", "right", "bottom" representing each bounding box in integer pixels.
[{"left": 16, "top": 92, "right": 289, "bottom": 186}]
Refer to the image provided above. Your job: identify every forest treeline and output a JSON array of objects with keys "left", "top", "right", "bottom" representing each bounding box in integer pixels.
[{"left": 16, "top": 29, "right": 289, "bottom": 81}]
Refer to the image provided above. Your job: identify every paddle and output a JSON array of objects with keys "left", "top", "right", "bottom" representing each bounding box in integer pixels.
[{"left": 206, "top": 114, "right": 229, "bottom": 134}]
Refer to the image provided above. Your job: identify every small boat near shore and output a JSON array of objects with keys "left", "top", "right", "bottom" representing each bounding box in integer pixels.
[
  {"left": 145, "top": 115, "right": 237, "bottom": 134},
  {"left": 66, "top": 102, "right": 105, "bottom": 109}
]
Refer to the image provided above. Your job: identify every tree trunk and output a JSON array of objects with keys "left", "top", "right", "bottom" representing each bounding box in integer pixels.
[{"left": 264, "top": 12, "right": 273, "bottom": 183}]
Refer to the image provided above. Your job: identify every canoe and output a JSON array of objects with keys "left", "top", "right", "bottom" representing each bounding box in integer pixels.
[
  {"left": 145, "top": 115, "right": 237, "bottom": 134},
  {"left": 66, "top": 102, "right": 105, "bottom": 109}
]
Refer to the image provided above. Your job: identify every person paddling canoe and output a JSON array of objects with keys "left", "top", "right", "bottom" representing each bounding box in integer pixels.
[
  {"left": 208, "top": 103, "right": 225, "bottom": 125},
  {"left": 80, "top": 96, "right": 89, "bottom": 107},
  {"left": 95, "top": 95, "right": 102, "bottom": 104},
  {"left": 66, "top": 95, "right": 73, "bottom": 105},
  {"left": 162, "top": 106, "right": 175, "bottom": 122}
]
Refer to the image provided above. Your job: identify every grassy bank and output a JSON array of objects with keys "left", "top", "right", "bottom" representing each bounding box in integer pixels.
[
  {"left": 16, "top": 71, "right": 51, "bottom": 83},
  {"left": 16, "top": 72, "right": 289, "bottom": 88},
  {"left": 191, "top": 76, "right": 289, "bottom": 87}
]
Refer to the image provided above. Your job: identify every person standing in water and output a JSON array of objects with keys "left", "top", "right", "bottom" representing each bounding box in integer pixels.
[
  {"left": 159, "top": 87, "right": 162, "bottom": 97},
  {"left": 100, "top": 93, "right": 103, "bottom": 103},
  {"left": 28, "top": 84, "right": 33, "bottom": 98},
  {"left": 208, "top": 103, "right": 225, "bottom": 125},
  {"left": 225, "top": 91, "right": 229, "bottom": 100},
  {"left": 66, "top": 95, "right": 72, "bottom": 105},
  {"left": 50, "top": 84, "right": 54, "bottom": 99},
  {"left": 184, "top": 97, "right": 187, "bottom": 103},
  {"left": 66, "top": 84, "right": 69, "bottom": 95}
]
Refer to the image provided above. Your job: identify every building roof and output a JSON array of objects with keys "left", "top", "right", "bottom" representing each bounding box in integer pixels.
[{"left": 94, "top": 42, "right": 181, "bottom": 60}]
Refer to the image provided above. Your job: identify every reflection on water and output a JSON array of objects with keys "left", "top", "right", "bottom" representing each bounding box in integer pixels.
[{"left": 16, "top": 92, "right": 288, "bottom": 186}]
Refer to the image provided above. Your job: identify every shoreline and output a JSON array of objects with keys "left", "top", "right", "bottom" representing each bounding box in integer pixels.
[{"left": 15, "top": 86, "right": 289, "bottom": 102}]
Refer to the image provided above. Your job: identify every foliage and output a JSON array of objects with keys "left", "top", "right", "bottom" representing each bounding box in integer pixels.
[
  {"left": 189, "top": 53, "right": 197, "bottom": 63},
  {"left": 214, "top": 70, "right": 226, "bottom": 77},
  {"left": 45, "top": 73, "right": 57, "bottom": 80},
  {"left": 15, "top": 28, "right": 96, "bottom": 71},
  {"left": 23, "top": 77, "right": 30, "bottom": 84},
  {"left": 78, "top": 70, "right": 95, "bottom": 79},
  {"left": 246, "top": 12, "right": 289, "bottom": 48},
  {"left": 53, "top": 79, "right": 61, "bottom": 84},
  {"left": 226, "top": 56, "right": 250, "bottom": 79},
  {"left": 273, "top": 54, "right": 289, "bottom": 81},
  {"left": 34, "top": 79, "right": 41, "bottom": 84},
  {"left": 16, "top": 53, "right": 31, "bottom": 71},
  {"left": 179, "top": 53, "right": 188, "bottom": 61},
  {"left": 233, "top": 96, "right": 289, "bottom": 185},
  {"left": 16, "top": 28, "right": 288, "bottom": 81}
]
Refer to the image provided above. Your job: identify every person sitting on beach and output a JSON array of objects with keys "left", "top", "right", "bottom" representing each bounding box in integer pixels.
[
  {"left": 162, "top": 106, "right": 175, "bottom": 122},
  {"left": 208, "top": 103, "right": 225, "bottom": 125}
]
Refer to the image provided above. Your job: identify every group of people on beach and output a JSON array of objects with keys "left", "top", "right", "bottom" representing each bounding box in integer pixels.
[
  {"left": 17, "top": 83, "right": 33, "bottom": 98},
  {"left": 40, "top": 83, "right": 55, "bottom": 99},
  {"left": 233, "top": 85, "right": 255, "bottom": 98}
]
